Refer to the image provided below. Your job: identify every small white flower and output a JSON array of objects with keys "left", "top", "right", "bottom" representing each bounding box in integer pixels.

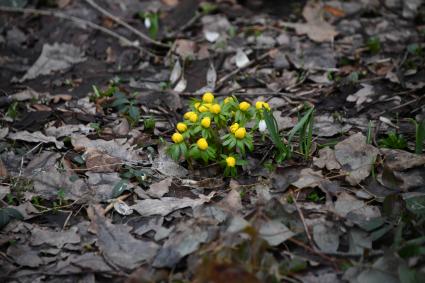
[
  {"left": 259, "top": 120, "right": 267, "bottom": 132},
  {"left": 144, "top": 17, "right": 151, "bottom": 29}
]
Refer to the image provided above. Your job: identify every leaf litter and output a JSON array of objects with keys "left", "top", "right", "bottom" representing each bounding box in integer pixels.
[{"left": 0, "top": 0, "right": 425, "bottom": 282}]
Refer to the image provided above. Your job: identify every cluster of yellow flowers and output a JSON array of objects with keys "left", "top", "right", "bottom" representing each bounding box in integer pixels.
[{"left": 167, "top": 92, "right": 271, "bottom": 176}]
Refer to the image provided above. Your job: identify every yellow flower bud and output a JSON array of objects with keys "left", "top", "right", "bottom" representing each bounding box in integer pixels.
[
  {"left": 210, "top": 104, "right": 221, "bottom": 114},
  {"left": 256, "top": 101, "right": 270, "bottom": 110},
  {"left": 197, "top": 138, "right": 208, "bottom": 150},
  {"left": 256, "top": 101, "right": 264, "bottom": 110},
  {"left": 224, "top": 97, "right": 233, "bottom": 104},
  {"left": 198, "top": 105, "right": 209, "bottom": 113},
  {"left": 194, "top": 102, "right": 201, "bottom": 110},
  {"left": 239, "top": 101, "right": 251, "bottom": 111},
  {"left": 176, "top": 122, "right": 187, "bottom": 133},
  {"left": 202, "top": 92, "right": 214, "bottom": 103},
  {"left": 229, "top": 123, "right": 239, "bottom": 133},
  {"left": 172, "top": 132, "right": 184, "bottom": 143},
  {"left": 226, "top": 156, "right": 236, "bottom": 167},
  {"left": 189, "top": 113, "right": 198, "bottom": 123},
  {"left": 184, "top": 111, "right": 194, "bottom": 120},
  {"left": 201, "top": 117, "right": 211, "bottom": 128},
  {"left": 234, "top": 127, "right": 246, "bottom": 139}
]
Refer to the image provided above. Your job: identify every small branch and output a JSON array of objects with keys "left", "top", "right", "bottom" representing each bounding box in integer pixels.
[
  {"left": 0, "top": 5, "right": 147, "bottom": 54},
  {"left": 290, "top": 191, "right": 314, "bottom": 247},
  {"left": 104, "top": 193, "right": 131, "bottom": 215},
  {"left": 84, "top": 0, "right": 169, "bottom": 48}
]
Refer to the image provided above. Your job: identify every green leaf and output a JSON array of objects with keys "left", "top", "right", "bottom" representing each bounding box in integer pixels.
[
  {"left": 111, "top": 97, "right": 130, "bottom": 107},
  {"left": 112, "top": 179, "right": 129, "bottom": 198},
  {"left": 128, "top": 106, "right": 140, "bottom": 122},
  {"left": 287, "top": 107, "right": 314, "bottom": 143}
]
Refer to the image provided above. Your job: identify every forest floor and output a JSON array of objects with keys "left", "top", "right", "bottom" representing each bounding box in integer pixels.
[{"left": 0, "top": 0, "right": 425, "bottom": 282}]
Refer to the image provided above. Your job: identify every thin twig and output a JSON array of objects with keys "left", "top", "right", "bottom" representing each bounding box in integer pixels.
[
  {"left": 104, "top": 193, "right": 131, "bottom": 215},
  {"left": 84, "top": 0, "right": 169, "bottom": 48},
  {"left": 290, "top": 191, "right": 314, "bottom": 247},
  {"left": 0, "top": 5, "right": 147, "bottom": 54},
  {"left": 62, "top": 211, "right": 73, "bottom": 230}
]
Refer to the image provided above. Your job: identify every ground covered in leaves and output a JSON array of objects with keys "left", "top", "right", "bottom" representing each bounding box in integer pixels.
[{"left": 1, "top": 0, "right": 425, "bottom": 282}]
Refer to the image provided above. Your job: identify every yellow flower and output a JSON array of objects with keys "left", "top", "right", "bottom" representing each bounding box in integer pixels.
[
  {"left": 229, "top": 123, "right": 239, "bottom": 133},
  {"left": 210, "top": 104, "right": 221, "bottom": 114},
  {"left": 197, "top": 138, "right": 208, "bottom": 150},
  {"left": 256, "top": 101, "right": 264, "bottom": 109},
  {"left": 239, "top": 101, "right": 251, "bottom": 111},
  {"left": 201, "top": 117, "right": 211, "bottom": 128},
  {"left": 234, "top": 127, "right": 246, "bottom": 139},
  {"left": 172, "top": 132, "right": 184, "bottom": 143},
  {"left": 224, "top": 97, "right": 233, "bottom": 104},
  {"left": 184, "top": 111, "right": 195, "bottom": 120},
  {"left": 256, "top": 101, "right": 270, "bottom": 110},
  {"left": 189, "top": 113, "right": 198, "bottom": 123},
  {"left": 202, "top": 92, "right": 214, "bottom": 103},
  {"left": 198, "top": 105, "right": 209, "bottom": 113},
  {"left": 226, "top": 156, "right": 236, "bottom": 167},
  {"left": 176, "top": 122, "right": 187, "bottom": 133},
  {"left": 194, "top": 102, "right": 201, "bottom": 110}
]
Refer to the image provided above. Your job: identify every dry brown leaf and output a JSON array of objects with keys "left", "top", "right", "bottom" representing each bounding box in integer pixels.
[
  {"left": 85, "top": 148, "right": 122, "bottom": 173},
  {"left": 313, "top": 147, "right": 341, "bottom": 171},
  {"left": 281, "top": 1, "right": 338, "bottom": 42},
  {"left": 31, "top": 104, "right": 52, "bottom": 111},
  {"left": 8, "top": 130, "right": 64, "bottom": 149},
  {"left": 52, "top": 94, "right": 72, "bottom": 103},
  {"left": 334, "top": 133, "right": 379, "bottom": 185}
]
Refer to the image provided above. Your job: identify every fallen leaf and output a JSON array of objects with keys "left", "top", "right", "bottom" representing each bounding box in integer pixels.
[
  {"left": 131, "top": 192, "right": 215, "bottom": 217},
  {"left": 313, "top": 147, "right": 341, "bottom": 170},
  {"left": 85, "top": 172, "right": 126, "bottom": 202},
  {"left": 346, "top": 84, "right": 375, "bottom": 110},
  {"left": 173, "top": 40, "right": 197, "bottom": 60},
  {"left": 8, "top": 130, "right": 64, "bottom": 149},
  {"left": 7, "top": 244, "right": 45, "bottom": 267},
  {"left": 30, "top": 226, "right": 80, "bottom": 248},
  {"left": 153, "top": 219, "right": 217, "bottom": 268},
  {"left": 11, "top": 88, "right": 51, "bottom": 102},
  {"left": 31, "top": 167, "right": 91, "bottom": 200},
  {"left": 381, "top": 149, "right": 425, "bottom": 171},
  {"left": 312, "top": 222, "right": 340, "bottom": 253},
  {"left": 71, "top": 135, "right": 144, "bottom": 163},
  {"left": 334, "top": 192, "right": 381, "bottom": 218},
  {"left": 334, "top": 133, "right": 379, "bottom": 185},
  {"left": 88, "top": 206, "right": 158, "bottom": 269},
  {"left": 281, "top": 1, "right": 338, "bottom": 43},
  {"left": 291, "top": 168, "right": 324, "bottom": 189},
  {"left": 20, "top": 43, "right": 86, "bottom": 82},
  {"left": 85, "top": 148, "right": 121, "bottom": 173},
  {"left": 45, "top": 124, "right": 93, "bottom": 138},
  {"left": 146, "top": 177, "right": 172, "bottom": 198},
  {"left": 259, "top": 220, "right": 295, "bottom": 246},
  {"left": 152, "top": 145, "right": 188, "bottom": 177}
]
